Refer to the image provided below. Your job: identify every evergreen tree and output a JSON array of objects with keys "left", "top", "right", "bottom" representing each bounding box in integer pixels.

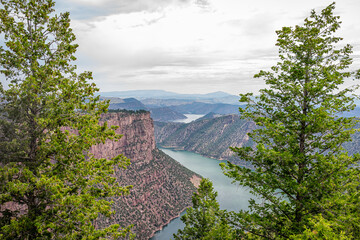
[
  {"left": 291, "top": 215, "right": 352, "bottom": 240},
  {"left": 0, "top": 0, "right": 133, "bottom": 239},
  {"left": 174, "top": 178, "right": 235, "bottom": 240},
  {"left": 221, "top": 3, "right": 360, "bottom": 239}
]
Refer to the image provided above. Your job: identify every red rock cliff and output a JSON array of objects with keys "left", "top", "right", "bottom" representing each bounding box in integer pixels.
[
  {"left": 90, "top": 111, "right": 199, "bottom": 239},
  {"left": 91, "top": 111, "right": 155, "bottom": 164}
]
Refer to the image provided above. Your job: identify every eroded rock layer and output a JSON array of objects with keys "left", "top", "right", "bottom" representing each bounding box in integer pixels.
[
  {"left": 91, "top": 111, "right": 199, "bottom": 239},
  {"left": 155, "top": 114, "right": 256, "bottom": 167}
]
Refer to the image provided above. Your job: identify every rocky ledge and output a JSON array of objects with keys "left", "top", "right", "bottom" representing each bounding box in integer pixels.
[{"left": 91, "top": 111, "right": 199, "bottom": 239}]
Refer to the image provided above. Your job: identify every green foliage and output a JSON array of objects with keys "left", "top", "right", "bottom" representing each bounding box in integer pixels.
[
  {"left": 0, "top": 0, "right": 133, "bottom": 239},
  {"left": 290, "top": 215, "right": 351, "bottom": 240},
  {"left": 221, "top": 2, "right": 360, "bottom": 239},
  {"left": 173, "top": 178, "right": 235, "bottom": 240}
]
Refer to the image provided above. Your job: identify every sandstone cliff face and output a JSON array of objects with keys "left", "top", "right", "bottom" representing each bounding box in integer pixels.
[
  {"left": 155, "top": 114, "right": 256, "bottom": 167},
  {"left": 91, "top": 111, "right": 155, "bottom": 164},
  {"left": 149, "top": 107, "right": 186, "bottom": 122},
  {"left": 90, "top": 111, "right": 198, "bottom": 239}
]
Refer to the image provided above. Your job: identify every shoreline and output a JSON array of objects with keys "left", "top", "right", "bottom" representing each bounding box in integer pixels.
[
  {"left": 158, "top": 146, "right": 252, "bottom": 169},
  {"left": 148, "top": 206, "right": 189, "bottom": 240},
  {"left": 149, "top": 174, "right": 201, "bottom": 239},
  {"left": 159, "top": 146, "right": 227, "bottom": 161}
]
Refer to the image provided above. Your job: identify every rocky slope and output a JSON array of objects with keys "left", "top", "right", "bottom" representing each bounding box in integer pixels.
[
  {"left": 343, "top": 121, "right": 360, "bottom": 155},
  {"left": 107, "top": 97, "right": 148, "bottom": 111},
  {"left": 149, "top": 107, "right": 187, "bottom": 122},
  {"left": 169, "top": 102, "right": 241, "bottom": 115},
  {"left": 155, "top": 114, "right": 360, "bottom": 167},
  {"left": 91, "top": 111, "right": 200, "bottom": 239},
  {"left": 154, "top": 114, "right": 256, "bottom": 167}
]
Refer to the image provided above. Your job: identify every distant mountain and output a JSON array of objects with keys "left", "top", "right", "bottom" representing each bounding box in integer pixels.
[
  {"left": 170, "top": 102, "right": 242, "bottom": 115},
  {"left": 338, "top": 107, "right": 360, "bottom": 118},
  {"left": 99, "top": 90, "right": 241, "bottom": 105},
  {"left": 107, "top": 98, "right": 148, "bottom": 111},
  {"left": 141, "top": 99, "right": 194, "bottom": 108},
  {"left": 104, "top": 97, "right": 186, "bottom": 122},
  {"left": 154, "top": 115, "right": 256, "bottom": 167},
  {"left": 150, "top": 107, "right": 187, "bottom": 122},
  {"left": 101, "top": 90, "right": 177, "bottom": 99},
  {"left": 197, "top": 112, "right": 224, "bottom": 120},
  {"left": 343, "top": 121, "right": 360, "bottom": 156},
  {"left": 100, "top": 96, "right": 132, "bottom": 104},
  {"left": 203, "top": 91, "right": 235, "bottom": 98}
]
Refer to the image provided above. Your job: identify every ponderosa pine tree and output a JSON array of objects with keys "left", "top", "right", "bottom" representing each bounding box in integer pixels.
[
  {"left": 0, "top": 0, "right": 133, "bottom": 239},
  {"left": 173, "top": 178, "right": 235, "bottom": 240},
  {"left": 221, "top": 2, "right": 360, "bottom": 239}
]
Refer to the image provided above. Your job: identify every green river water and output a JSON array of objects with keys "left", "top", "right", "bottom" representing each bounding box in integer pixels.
[{"left": 151, "top": 148, "right": 253, "bottom": 240}]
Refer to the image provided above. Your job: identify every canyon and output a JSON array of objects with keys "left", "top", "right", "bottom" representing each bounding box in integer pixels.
[
  {"left": 154, "top": 114, "right": 256, "bottom": 167},
  {"left": 154, "top": 114, "right": 360, "bottom": 169},
  {"left": 91, "top": 111, "right": 200, "bottom": 239}
]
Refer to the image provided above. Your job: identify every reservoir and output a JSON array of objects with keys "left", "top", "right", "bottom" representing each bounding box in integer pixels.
[
  {"left": 173, "top": 114, "right": 204, "bottom": 123},
  {"left": 151, "top": 148, "right": 253, "bottom": 240}
]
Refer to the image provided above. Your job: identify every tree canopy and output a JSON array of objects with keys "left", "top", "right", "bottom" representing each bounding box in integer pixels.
[
  {"left": 222, "top": 2, "right": 360, "bottom": 239},
  {"left": 174, "top": 178, "right": 235, "bottom": 240},
  {"left": 0, "top": 0, "right": 133, "bottom": 239}
]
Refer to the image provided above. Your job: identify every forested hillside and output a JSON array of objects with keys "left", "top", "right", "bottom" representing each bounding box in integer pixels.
[
  {"left": 155, "top": 114, "right": 360, "bottom": 169},
  {"left": 89, "top": 111, "right": 201, "bottom": 239},
  {"left": 170, "top": 102, "right": 241, "bottom": 115},
  {"left": 155, "top": 115, "right": 256, "bottom": 167}
]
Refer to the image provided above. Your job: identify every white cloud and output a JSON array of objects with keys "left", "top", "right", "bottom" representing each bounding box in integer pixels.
[
  {"left": 59, "top": 0, "right": 192, "bottom": 18},
  {"left": 56, "top": 0, "right": 360, "bottom": 95}
]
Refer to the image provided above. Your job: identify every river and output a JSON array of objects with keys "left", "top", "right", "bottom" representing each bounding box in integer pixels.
[
  {"left": 173, "top": 114, "right": 204, "bottom": 123},
  {"left": 151, "top": 148, "right": 253, "bottom": 240}
]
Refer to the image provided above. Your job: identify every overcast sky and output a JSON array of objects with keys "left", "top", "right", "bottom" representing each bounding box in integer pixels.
[{"left": 54, "top": 0, "right": 360, "bottom": 95}]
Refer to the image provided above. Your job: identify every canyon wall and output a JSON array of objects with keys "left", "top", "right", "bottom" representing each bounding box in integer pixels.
[
  {"left": 90, "top": 111, "right": 199, "bottom": 239},
  {"left": 155, "top": 114, "right": 256, "bottom": 167}
]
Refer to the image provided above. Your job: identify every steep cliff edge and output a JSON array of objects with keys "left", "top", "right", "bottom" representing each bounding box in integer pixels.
[
  {"left": 154, "top": 115, "right": 360, "bottom": 167},
  {"left": 91, "top": 111, "right": 199, "bottom": 239},
  {"left": 154, "top": 114, "right": 256, "bottom": 167}
]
